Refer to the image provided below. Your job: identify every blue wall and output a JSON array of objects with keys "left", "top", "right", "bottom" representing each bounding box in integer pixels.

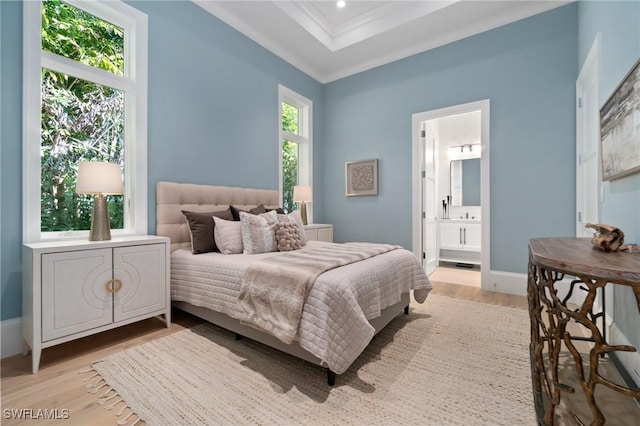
[
  {"left": 322, "top": 4, "right": 578, "bottom": 274},
  {"left": 0, "top": 0, "right": 323, "bottom": 321},
  {"left": 578, "top": 0, "right": 640, "bottom": 363},
  {"left": 578, "top": 1, "right": 640, "bottom": 243},
  {"left": 127, "top": 0, "right": 324, "bottom": 234}
]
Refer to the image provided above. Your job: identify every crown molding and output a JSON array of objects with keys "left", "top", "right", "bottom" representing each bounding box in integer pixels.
[
  {"left": 275, "top": 1, "right": 457, "bottom": 52},
  {"left": 193, "top": 0, "right": 325, "bottom": 82},
  {"left": 194, "top": 0, "right": 573, "bottom": 84}
]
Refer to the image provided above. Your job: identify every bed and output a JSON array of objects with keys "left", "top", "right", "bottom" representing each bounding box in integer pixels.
[{"left": 156, "top": 181, "right": 431, "bottom": 385}]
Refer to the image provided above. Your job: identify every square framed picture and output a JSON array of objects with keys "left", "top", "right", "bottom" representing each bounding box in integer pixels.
[
  {"left": 600, "top": 57, "right": 640, "bottom": 181},
  {"left": 346, "top": 159, "right": 378, "bottom": 196}
]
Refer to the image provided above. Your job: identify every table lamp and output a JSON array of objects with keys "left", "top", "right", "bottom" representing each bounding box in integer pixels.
[
  {"left": 293, "top": 185, "right": 312, "bottom": 225},
  {"left": 76, "top": 161, "right": 123, "bottom": 241}
]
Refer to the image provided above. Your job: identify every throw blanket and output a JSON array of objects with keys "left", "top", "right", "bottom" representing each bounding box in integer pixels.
[{"left": 236, "top": 242, "right": 400, "bottom": 344}]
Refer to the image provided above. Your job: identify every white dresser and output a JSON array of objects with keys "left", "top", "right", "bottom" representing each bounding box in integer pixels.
[
  {"left": 23, "top": 235, "right": 171, "bottom": 373},
  {"left": 303, "top": 224, "right": 333, "bottom": 242}
]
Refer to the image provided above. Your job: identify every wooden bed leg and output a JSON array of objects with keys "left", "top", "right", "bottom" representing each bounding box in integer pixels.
[
  {"left": 327, "top": 369, "right": 336, "bottom": 386},
  {"left": 235, "top": 333, "right": 243, "bottom": 341},
  {"left": 404, "top": 305, "right": 409, "bottom": 315}
]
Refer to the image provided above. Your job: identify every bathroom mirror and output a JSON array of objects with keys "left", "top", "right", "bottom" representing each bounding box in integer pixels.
[{"left": 450, "top": 158, "right": 481, "bottom": 206}]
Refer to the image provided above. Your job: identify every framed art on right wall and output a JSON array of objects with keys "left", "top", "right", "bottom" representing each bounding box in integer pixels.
[{"left": 600, "top": 57, "right": 640, "bottom": 181}]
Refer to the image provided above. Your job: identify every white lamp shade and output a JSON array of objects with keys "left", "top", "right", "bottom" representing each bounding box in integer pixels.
[
  {"left": 293, "top": 185, "right": 312, "bottom": 202},
  {"left": 76, "top": 162, "right": 123, "bottom": 195}
]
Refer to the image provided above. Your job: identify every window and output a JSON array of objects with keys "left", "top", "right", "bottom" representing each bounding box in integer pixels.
[
  {"left": 279, "top": 85, "right": 312, "bottom": 218},
  {"left": 23, "top": 0, "right": 148, "bottom": 241}
]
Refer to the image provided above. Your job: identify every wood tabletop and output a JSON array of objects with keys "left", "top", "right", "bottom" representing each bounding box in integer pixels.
[{"left": 529, "top": 237, "right": 640, "bottom": 286}]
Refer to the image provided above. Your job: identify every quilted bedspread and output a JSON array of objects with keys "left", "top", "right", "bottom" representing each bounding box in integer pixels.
[{"left": 171, "top": 241, "right": 432, "bottom": 374}]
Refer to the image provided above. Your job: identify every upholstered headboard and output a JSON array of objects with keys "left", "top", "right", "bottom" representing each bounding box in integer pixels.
[{"left": 156, "top": 181, "right": 280, "bottom": 252}]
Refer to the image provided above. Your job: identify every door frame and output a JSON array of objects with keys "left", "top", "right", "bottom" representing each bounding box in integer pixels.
[
  {"left": 576, "top": 34, "right": 601, "bottom": 236},
  {"left": 412, "top": 99, "right": 491, "bottom": 288},
  {"left": 577, "top": 35, "right": 611, "bottom": 323},
  {"left": 421, "top": 122, "right": 437, "bottom": 275}
]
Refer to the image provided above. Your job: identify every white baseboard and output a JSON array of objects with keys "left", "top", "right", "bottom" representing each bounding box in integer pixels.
[
  {"left": 2, "top": 317, "right": 23, "bottom": 359},
  {"left": 487, "top": 270, "right": 586, "bottom": 306},
  {"left": 609, "top": 321, "right": 640, "bottom": 386},
  {"left": 485, "top": 270, "right": 528, "bottom": 296}
]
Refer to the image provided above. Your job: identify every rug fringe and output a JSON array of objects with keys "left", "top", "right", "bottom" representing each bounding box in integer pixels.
[
  {"left": 117, "top": 409, "right": 142, "bottom": 426},
  {"left": 81, "top": 365, "right": 144, "bottom": 426},
  {"left": 89, "top": 382, "right": 109, "bottom": 394}
]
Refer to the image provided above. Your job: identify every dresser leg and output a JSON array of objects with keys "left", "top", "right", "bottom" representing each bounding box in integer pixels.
[
  {"left": 165, "top": 309, "right": 171, "bottom": 328},
  {"left": 31, "top": 347, "right": 41, "bottom": 374}
]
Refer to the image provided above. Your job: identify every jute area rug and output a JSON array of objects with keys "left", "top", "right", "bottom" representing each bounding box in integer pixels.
[{"left": 88, "top": 294, "right": 536, "bottom": 425}]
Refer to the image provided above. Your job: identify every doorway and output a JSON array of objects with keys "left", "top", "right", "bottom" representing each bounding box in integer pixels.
[
  {"left": 412, "top": 100, "right": 490, "bottom": 289},
  {"left": 577, "top": 36, "right": 610, "bottom": 321}
]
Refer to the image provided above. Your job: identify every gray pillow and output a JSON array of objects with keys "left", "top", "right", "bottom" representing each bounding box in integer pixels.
[
  {"left": 240, "top": 210, "right": 278, "bottom": 254},
  {"left": 182, "top": 208, "right": 234, "bottom": 254},
  {"left": 275, "top": 222, "right": 303, "bottom": 251},
  {"left": 230, "top": 204, "right": 268, "bottom": 220},
  {"left": 277, "top": 211, "right": 308, "bottom": 246}
]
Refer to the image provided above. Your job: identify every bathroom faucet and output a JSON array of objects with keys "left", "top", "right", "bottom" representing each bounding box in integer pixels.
[{"left": 465, "top": 212, "right": 469, "bottom": 219}]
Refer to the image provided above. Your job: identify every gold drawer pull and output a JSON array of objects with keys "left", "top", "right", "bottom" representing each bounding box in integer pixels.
[{"left": 105, "top": 279, "right": 124, "bottom": 293}]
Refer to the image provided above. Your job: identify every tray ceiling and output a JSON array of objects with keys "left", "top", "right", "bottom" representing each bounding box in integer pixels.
[{"left": 195, "top": 1, "right": 572, "bottom": 83}]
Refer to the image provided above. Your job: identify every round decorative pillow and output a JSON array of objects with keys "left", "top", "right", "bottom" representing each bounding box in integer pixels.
[{"left": 275, "top": 222, "right": 302, "bottom": 251}]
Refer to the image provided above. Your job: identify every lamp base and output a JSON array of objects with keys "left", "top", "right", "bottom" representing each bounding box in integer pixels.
[
  {"left": 89, "top": 194, "right": 112, "bottom": 241},
  {"left": 300, "top": 202, "right": 308, "bottom": 225}
]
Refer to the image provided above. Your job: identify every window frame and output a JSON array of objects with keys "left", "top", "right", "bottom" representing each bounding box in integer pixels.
[
  {"left": 23, "top": 0, "right": 148, "bottom": 242},
  {"left": 278, "top": 85, "right": 313, "bottom": 221}
]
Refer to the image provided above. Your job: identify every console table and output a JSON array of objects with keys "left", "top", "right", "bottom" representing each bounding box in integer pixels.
[{"left": 528, "top": 237, "right": 640, "bottom": 425}]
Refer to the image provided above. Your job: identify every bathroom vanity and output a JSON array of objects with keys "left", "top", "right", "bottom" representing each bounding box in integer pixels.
[{"left": 437, "top": 218, "right": 481, "bottom": 265}]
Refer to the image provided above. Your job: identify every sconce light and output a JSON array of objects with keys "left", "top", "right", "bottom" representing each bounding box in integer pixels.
[
  {"left": 76, "top": 161, "right": 123, "bottom": 241},
  {"left": 293, "top": 185, "right": 312, "bottom": 225}
]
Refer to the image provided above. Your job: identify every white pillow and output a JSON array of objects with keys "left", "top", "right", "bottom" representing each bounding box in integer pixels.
[
  {"left": 277, "top": 211, "right": 307, "bottom": 246},
  {"left": 212, "top": 216, "right": 243, "bottom": 254},
  {"left": 240, "top": 210, "right": 278, "bottom": 254}
]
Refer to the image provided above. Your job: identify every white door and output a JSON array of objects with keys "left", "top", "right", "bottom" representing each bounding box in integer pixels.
[
  {"left": 422, "top": 123, "right": 437, "bottom": 275},
  {"left": 114, "top": 243, "right": 167, "bottom": 322},
  {"left": 577, "top": 36, "right": 612, "bottom": 324},
  {"left": 576, "top": 36, "right": 601, "bottom": 237},
  {"left": 42, "top": 249, "right": 113, "bottom": 341}
]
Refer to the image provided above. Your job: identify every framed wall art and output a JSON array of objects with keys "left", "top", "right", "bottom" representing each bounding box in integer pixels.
[
  {"left": 346, "top": 159, "right": 378, "bottom": 196},
  {"left": 600, "top": 57, "right": 640, "bottom": 181}
]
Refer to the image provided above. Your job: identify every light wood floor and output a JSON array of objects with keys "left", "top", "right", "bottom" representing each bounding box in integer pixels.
[
  {"left": 1, "top": 284, "right": 526, "bottom": 425},
  {"left": 429, "top": 264, "right": 481, "bottom": 288}
]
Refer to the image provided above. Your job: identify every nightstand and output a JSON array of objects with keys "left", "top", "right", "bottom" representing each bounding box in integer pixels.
[
  {"left": 22, "top": 235, "right": 171, "bottom": 373},
  {"left": 303, "top": 224, "right": 333, "bottom": 242}
]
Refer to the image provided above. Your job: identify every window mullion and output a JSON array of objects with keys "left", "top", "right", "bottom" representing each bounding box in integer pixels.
[
  {"left": 42, "top": 51, "right": 133, "bottom": 92},
  {"left": 283, "top": 132, "right": 306, "bottom": 145}
]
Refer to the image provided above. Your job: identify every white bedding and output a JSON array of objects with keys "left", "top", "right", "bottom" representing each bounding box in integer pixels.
[{"left": 171, "top": 241, "right": 432, "bottom": 374}]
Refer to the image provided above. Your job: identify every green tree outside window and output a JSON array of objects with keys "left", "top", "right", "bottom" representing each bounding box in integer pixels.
[
  {"left": 282, "top": 102, "right": 299, "bottom": 213},
  {"left": 41, "top": 0, "right": 125, "bottom": 232}
]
